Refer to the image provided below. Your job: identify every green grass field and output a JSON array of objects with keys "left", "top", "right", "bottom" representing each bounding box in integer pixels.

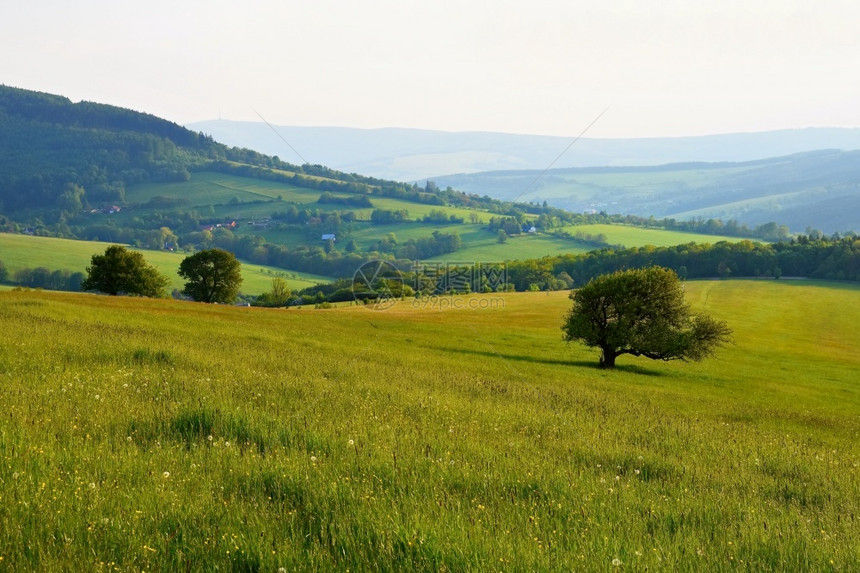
[
  {"left": 1, "top": 280, "right": 858, "bottom": 570},
  {"left": 425, "top": 229, "right": 592, "bottom": 262},
  {"left": 0, "top": 233, "right": 329, "bottom": 294},
  {"left": 343, "top": 223, "right": 591, "bottom": 262},
  {"left": 553, "top": 223, "right": 754, "bottom": 248},
  {"left": 127, "top": 172, "right": 318, "bottom": 206}
]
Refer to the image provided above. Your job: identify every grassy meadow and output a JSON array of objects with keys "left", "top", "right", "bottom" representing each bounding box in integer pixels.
[
  {"left": 0, "top": 233, "right": 329, "bottom": 295},
  {"left": 0, "top": 281, "right": 859, "bottom": 570},
  {"left": 553, "top": 224, "right": 753, "bottom": 249}
]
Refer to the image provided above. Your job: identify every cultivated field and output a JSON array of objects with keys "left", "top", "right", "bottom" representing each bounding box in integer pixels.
[
  {"left": 0, "top": 281, "right": 858, "bottom": 570},
  {"left": 124, "top": 172, "right": 491, "bottom": 225}
]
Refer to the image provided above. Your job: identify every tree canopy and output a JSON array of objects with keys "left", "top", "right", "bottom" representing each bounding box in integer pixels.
[
  {"left": 178, "top": 248, "right": 243, "bottom": 303},
  {"left": 80, "top": 245, "right": 169, "bottom": 297},
  {"left": 562, "top": 267, "right": 732, "bottom": 368}
]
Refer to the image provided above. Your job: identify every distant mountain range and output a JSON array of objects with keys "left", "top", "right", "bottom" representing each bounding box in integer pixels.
[
  {"left": 187, "top": 120, "right": 860, "bottom": 182},
  {"left": 187, "top": 121, "right": 860, "bottom": 233}
]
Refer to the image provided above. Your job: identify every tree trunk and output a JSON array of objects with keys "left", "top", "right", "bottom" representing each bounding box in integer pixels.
[{"left": 599, "top": 348, "right": 617, "bottom": 369}]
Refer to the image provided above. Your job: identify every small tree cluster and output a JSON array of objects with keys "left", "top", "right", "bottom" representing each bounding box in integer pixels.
[{"left": 81, "top": 245, "right": 243, "bottom": 303}]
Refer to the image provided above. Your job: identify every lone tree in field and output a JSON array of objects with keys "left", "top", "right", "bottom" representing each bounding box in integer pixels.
[
  {"left": 178, "top": 248, "right": 242, "bottom": 303},
  {"left": 562, "top": 266, "right": 732, "bottom": 369},
  {"left": 256, "top": 277, "right": 291, "bottom": 307},
  {"left": 81, "top": 245, "right": 169, "bottom": 297}
]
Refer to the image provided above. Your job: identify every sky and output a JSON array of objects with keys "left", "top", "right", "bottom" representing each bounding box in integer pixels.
[{"left": 3, "top": 0, "right": 859, "bottom": 138}]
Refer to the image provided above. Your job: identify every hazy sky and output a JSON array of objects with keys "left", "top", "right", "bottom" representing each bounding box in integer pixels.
[{"left": 3, "top": 0, "right": 859, "bottom": 138}]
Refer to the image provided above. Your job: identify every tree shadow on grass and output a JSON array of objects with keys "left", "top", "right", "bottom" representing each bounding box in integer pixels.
[{"left": 435, "top": 346, "right": 665, "bottom": 377}]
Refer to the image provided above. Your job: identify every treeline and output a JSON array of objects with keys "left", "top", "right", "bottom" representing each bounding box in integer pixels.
[
  {"left": 532, "top": 210, "right": 793, "bottom": 241},
  {"left": 650, "top": 217, "right": 791, "bottom": 241},
  {"left": 370, "top": 209, "right": 410, "bottom": 224},
  {"left": 553, "top": 228, "right": 620, "bottom": 249},
  {"left": 208, "top": 161, "right": 372, "bottom": 196},
  {"left": 367, "top": 230, "right": 462, "bottom": 259},
  {"left": 0, "top": 260, "right": 84, "bottom": 291},
  {"left": 207, "top": 162, "right": 447, "bottom": 207},
  {"left": 272, "top": 206, "right": 358, "bottom": 226},
  {"left": 292, "top": 234, "right": 860, "bottom": 304},
  {"left": 422, "top": 209, "right": 464, "bottom": 224},
  {"left": 300, "top": 166, "right": 446, "bottom": 207},
  {"left": 487, "top": 215, "right": 529, "bottom": 236},
  {"left": 502, "top": 234, "right": 860, "bottom": 291},
  {"left": 317, "top": 192, "right": 373, "bottom": 208}
]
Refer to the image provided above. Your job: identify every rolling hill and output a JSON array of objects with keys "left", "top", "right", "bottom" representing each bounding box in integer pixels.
[{"left": 431, "top": 150, "right": 860, "bottom": 234}]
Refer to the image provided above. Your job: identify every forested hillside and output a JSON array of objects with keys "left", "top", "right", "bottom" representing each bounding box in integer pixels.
[
  {"left": 0, "top": 85, "right": 442, "bottom": 217},
  {"left": 0, "top": 85, "right": 221, "bottom": 211}
]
